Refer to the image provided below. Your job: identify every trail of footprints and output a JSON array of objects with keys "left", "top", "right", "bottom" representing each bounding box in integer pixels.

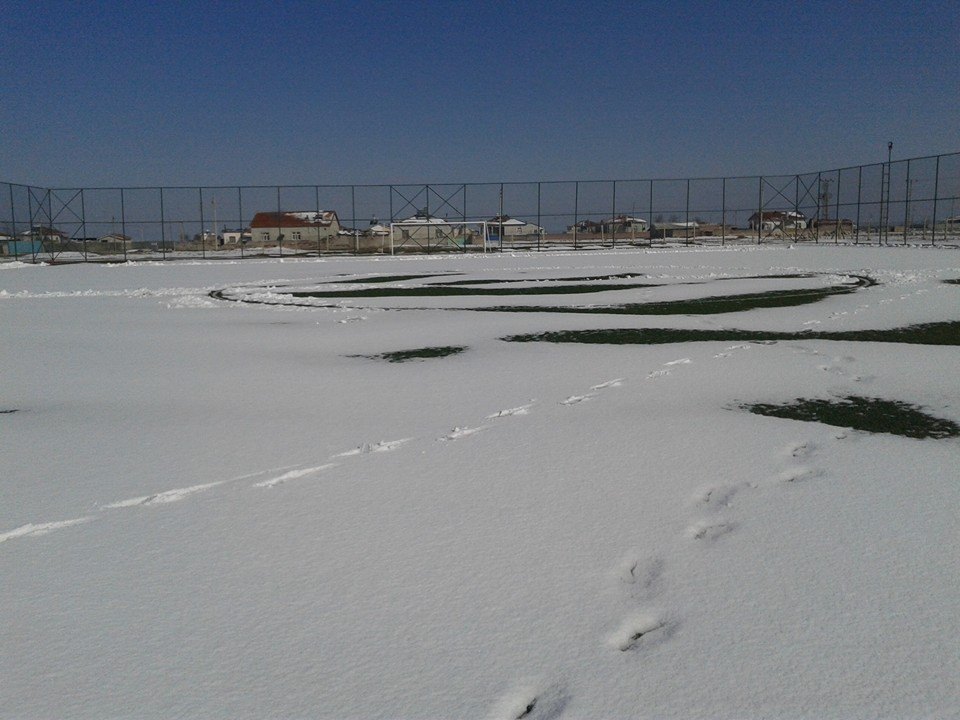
[
  {"left": 0, "top": 349, "right": 712, "bottom": 553},
  {"left": 6, "top": 339, "right": 845, "bottom": 717}
]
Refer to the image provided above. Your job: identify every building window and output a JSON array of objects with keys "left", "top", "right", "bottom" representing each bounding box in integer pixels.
[
  {"left": 260, "top": 232, "right": 270, "bottom": 242},
  {"left": 291, "top": 231, "right": 301, "bottom": 241}
]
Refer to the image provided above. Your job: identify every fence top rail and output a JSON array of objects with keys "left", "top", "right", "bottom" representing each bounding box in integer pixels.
[{"left": 5, "top": 151, "right": 958, "bottom": 194}]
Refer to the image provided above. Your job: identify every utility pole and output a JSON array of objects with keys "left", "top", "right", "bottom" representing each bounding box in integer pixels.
[
  {"left": 819, "top": 178, "right": 833, "bottom": 221},
  {"left": 879, "top": 142, "right": 893, "bottom": 244},
  {"left": 211, "top": 196, "right": 218, "bottom": 248}
]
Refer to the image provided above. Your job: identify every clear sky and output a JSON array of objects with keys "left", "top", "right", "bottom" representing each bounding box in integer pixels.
[{"left": 2, "top": 0, "right": 957, "bottom": 187}]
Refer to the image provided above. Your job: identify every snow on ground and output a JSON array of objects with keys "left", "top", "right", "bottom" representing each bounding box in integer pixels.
[{"left": 1, "top": 246, "right": 958, "bottom": 719}]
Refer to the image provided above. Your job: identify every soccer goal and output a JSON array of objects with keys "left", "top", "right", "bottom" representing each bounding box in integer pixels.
[{"left": 389, "top": 220, "right": 491, "bottom": 254}]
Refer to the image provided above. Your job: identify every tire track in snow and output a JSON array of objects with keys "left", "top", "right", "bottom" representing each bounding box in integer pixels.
[
  {"left": 0, "top": 517, "right": 94, "bottom": 544},
  {"left": 254, "top": 463, "right": 339, "bottom": 488}
]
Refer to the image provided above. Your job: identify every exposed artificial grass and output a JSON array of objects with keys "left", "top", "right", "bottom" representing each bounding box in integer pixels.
[
  {"left": 741, "top": 396, "right": 960, "bottom": 439},
  {"left": 427, "top": 272, "right": 648, "bottom": 285},
  {"left": 502, "top": 321, "right": 960, "bottom": 346},
  {"left": 289, "top": 281, "right": 658, "bottom": 298},
  {"left": 944, "top": 279, "right": 960, "bottom": 285},
  {"left": 322, "top": 273, "right": 456, "bottom": 284},
  {"left": 474, "top": 285, "right": 857, "bottom": 315},
  {"left": 352, "top": 346, "right": 467, "bottom": 362}
]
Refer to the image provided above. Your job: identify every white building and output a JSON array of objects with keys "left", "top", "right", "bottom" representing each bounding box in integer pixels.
[{"left": 487, "top": 215, "right": 544, "bottom": 237}]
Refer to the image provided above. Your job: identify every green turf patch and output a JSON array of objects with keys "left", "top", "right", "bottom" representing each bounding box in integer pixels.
[
  {"left": 289, "top": 281, "right": 657, "bottom": 298},
  {"left": 502, "top": 321, "right": 960, "bottom": 346},
  {"left": 322, "top": 273, "right": 455, "bottom": 284},
  {"left": 944, "top": 278, "right": 960, "bottom": 285},
  {"left": 352, "top": 346, "right": 467, "bottom": 362},
  {"left": 741, "top": 396, "right": 960, "bottom": 439},
  {"left": 475, "top": 285, "right": 857, "bottom": 315},
  {"left": 428, "top": 272, "right": 648, "bottom": 286}
]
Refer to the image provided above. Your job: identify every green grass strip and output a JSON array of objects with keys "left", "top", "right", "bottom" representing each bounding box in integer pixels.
[
  {"left": 503, "top": 321, "right": 960, "bottom": 346},
  {"left": 289, "top": 281, "right": 657, "bottom": 298}
]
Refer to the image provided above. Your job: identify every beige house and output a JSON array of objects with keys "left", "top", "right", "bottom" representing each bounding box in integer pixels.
[
  {"left": 487, "top": 215, "right": 544, "bottom": 237},
  {"left": 249, "top": 211, "right": 341, "bottom": 246},
  {"left": 391, "top": 212, "right": 456, "bottom": 242},
  {"left": 747, "top": 211, "right": 807, "bottom": 232}
]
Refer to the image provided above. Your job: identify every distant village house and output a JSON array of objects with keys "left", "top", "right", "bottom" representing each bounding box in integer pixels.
[
  {"left": 249, "top": 211, "right": 341, "bottom": 245},
  {"left": 487, "top": 215, "right": 544, "bottom": 237},
  {"left": 747, "top": 210, "right": 807, "bottom": 232}
]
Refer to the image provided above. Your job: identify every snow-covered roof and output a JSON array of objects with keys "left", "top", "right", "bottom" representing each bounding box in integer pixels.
[
  {"left": 250, "top": 211, "right": 339, "bottom": 228},
  {"left": 396, "top": 214, "right": 451, "bottom": 225}
]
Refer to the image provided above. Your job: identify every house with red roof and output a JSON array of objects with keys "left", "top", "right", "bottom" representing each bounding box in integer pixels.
[{"left": 249, "top": 211, "right": 341, "bottom": 246}]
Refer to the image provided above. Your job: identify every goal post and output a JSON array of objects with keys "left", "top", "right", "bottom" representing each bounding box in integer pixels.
[{"left": 389, "top": 220, "right": 490, "bottom": 255}]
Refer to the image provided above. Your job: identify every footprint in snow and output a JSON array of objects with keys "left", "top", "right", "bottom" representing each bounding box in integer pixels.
[
  {"left": 691, "top": 484, "right": 741, "bottom": 512},
  {"left": 0, "top": 517, "right": 94, "bottom": 544},
  {"left": 486, "top": 403, "right": 534, "bottom": 419},
  {"left": 612, "top": 553, "right": 665, "bottom": 601},
  {"left": 783, "top": 441, "right": 816, "bottom": 459},
  {"left": 560, "top": 393, "right": 595, "bottom": 405},
  {"left": 712, "top": 352, "right": 731, "bottom": 359},
  {"left": 334, "top": 439, "right": 412, "bottom": 457},
  {"left": 646, "top": 369, "right": 670, "bottom": 380},
  {"left": 590, "top": 378, "right": 624, "bottom": 390},
  {"left": 440, "top": 425, "right": 488, "bottom": 441},
  {"left": 606, "top": 612, "right": 671, "bottom": 652},
  {"left": 104, "top": 481, "right": 226, "bottom": 508},
  {"left": 777, "top": 466, "right": 824, "bottom": 484},
  {"left": 254, "top": 463, "right": 338, "bottom": 488},
  {"left": 663, "top": 358, "right": 691, "bottom": 366},
  {"left": 689, "top": 520, "right": 736, "bottom": 542},
  {"left": 488, "top": 681, "right": 568, "bottom": 720}
]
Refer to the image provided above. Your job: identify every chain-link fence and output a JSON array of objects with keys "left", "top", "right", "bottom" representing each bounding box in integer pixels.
[{"left": 3, "top": 152, "right": 959, "bottom": 262}]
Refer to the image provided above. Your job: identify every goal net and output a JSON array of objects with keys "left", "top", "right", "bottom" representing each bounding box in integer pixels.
[{"left": 389, "top": 220, "right": 490, "bottom": 254}]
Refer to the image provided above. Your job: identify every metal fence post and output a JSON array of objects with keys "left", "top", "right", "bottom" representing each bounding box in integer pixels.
[
  {"left": 238, "top": 187, "right": 244, "bottom": 259},
  {"left": 721, "top": 177, "right": 726, "bottom": 246},
  {"left": 814, "top": 172, "right": 821, "bottom": 243},
  {"left": 931, "top": 155, "right": 940, "bottom": 246},
  {"left": 649, "top": 180, "right": 653, "bottom": 246},
  {"left": 159, "top": 187, "right": 167, "bottom": 260},
  {"left": 26, "top": 188, "right": 34, "bottom": 261},
  {"left": 685, "top": 178, "right": 691, "bottom": 245},
  {"left": 611, "top": 180, "right": 617, "bottom": 248},
  {"left": 80, "top": 188, "right": 88, "bottom": 261},
  {"left": 121, "top": 188, "right": 128, "bottom": 261},
  {"left": 855, "top": 166, "right": 862, "bottom": 245},
  {"left": 351, "top": 185, "right": 357, "bottom": 255},
  {"left": 536, "top": 182, "right": 541, "bottom": 252},
  {"left": 198, "top": 187, "right": 206, "bottom": 259},
  {"left": 794, "top": 175, "right": 800, "bottom": 243},
  {"left": 314, "top": 186, "right": 321, "bottom": 256},
  {"left": 573, "top": 181, "right": 579, "bottom": 249},
  {"left": 47, "top": 189, "right": 55, "bottom": 262},
  {"left": 834, "top": 169, "right": 841, "bottom": 243},
  {"left": 276, "top": 186, "right": 282, "bottom": 256},
  {"left": 10, "top": 184, "right": 18, "bottom": 261},
  {"left": 903, "top": 159, "right": 911, "bottom": 245},
  {"left": 757, "top": 176, "right": 763, "bottom": 245}
]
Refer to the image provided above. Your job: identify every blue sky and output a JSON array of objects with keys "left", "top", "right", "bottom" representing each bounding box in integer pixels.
[{"left": 2, "top": 0, "right": 957, "bottom": 187}]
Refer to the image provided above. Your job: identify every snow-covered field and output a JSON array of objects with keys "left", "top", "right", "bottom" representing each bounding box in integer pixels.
[{"left": 2, "top": 246, "right": 958, "bottom": 719}]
